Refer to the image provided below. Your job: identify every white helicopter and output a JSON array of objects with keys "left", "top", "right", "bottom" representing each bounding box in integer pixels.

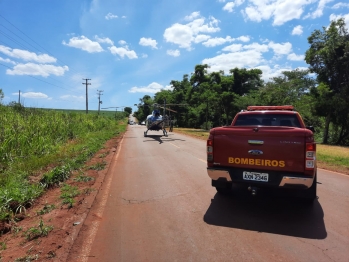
[
  {"left": 143, "top": 99, "right": 186, "bottom": 137},
  {"left": 144, "top": 104, "right": 176, "bottom": 137}
]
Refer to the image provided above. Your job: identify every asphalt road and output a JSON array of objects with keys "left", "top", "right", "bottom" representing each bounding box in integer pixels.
[{"left": 68, "top": 125, "right": 349, "bottom": 262}]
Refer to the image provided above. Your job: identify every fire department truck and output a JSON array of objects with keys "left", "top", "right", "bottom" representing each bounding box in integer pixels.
[{"left": 207, "top": 106, "right": 317, "bottom": 203}]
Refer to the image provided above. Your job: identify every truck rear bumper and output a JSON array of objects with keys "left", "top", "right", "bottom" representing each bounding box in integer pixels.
[
  {"left": 207, "top": 167, "right": 314, "bottom": 188},
  {"left": 207, "top": 168, "right": 232, "bottom": 182},
  {"left": 279, "top": 176, "right": 313, "bottom": 188}
]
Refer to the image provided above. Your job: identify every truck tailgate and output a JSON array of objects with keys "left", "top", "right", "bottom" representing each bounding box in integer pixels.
[{"left": 213, "top": 126, "right": 306, "bottom": 173}]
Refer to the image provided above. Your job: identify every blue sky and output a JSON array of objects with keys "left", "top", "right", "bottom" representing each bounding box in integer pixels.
[{"left": 0, "top": 0, "right": 348, "bottom": 113}]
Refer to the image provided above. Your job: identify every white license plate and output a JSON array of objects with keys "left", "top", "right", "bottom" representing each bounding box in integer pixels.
[{"left": 243, "top": 171, "right": 269, "bottom": 182}]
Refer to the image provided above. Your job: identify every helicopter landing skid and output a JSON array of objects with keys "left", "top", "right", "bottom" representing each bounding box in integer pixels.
[
  {"left": 163, "top": 129, "right": 168, "bottom": 137},
  {"left": 143, "top": 129, "right": 168, "bottom": 137}
]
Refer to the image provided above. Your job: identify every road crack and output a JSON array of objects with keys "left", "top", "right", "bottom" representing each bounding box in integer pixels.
[{"left": 296, "top": 238, "right": 336, "bottom": 262}]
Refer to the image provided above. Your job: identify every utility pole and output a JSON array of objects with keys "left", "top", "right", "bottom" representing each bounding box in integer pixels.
[
  {"left": 18, "top": 90, "right": 20, "bottom": 104},
  {"left": 82, "top": 79, "right": 91, "bottom": 114},
  {"left": 97, "top": 90, "right": 103, "bottom": 115}
]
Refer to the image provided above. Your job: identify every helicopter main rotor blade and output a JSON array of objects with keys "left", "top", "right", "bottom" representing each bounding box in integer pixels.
[{"left": 158, "top": 106, "right": 177, "bottom": 113}]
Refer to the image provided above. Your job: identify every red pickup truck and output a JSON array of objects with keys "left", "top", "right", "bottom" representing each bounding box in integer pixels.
[{"left": 207, "top": 106, "right": 317, "bottom": 203}]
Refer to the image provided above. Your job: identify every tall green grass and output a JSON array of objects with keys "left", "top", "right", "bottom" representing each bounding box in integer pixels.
[{"left": 0, "top": 105, "right": 126, "bottom": 223}]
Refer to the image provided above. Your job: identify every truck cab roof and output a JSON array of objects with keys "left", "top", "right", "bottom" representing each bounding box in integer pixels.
[{"left": 233, "top": 105, "right": 305, "bottom": 128}]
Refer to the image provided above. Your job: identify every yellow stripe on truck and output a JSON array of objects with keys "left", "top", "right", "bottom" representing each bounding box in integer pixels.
[{"left": 228, "top": 157, "right": 285, "bottom": 168}]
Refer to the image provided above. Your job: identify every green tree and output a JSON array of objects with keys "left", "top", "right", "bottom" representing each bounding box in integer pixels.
[
  {"left": 133, "top": 95, "right": 153, "bottom": 122},
  {"left": 124, "top": 107, "right": 132, "bottom": 115},
  {"left": 305, "top": 18, "right": 349, "bottom": 144}
]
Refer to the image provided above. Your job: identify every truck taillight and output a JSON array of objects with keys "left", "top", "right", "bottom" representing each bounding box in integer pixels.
[
  {"left": 305, "top": 143, "right": 316, "bottom": 170},
  {"left": 207, "top": 139, "right": 213, "bottom": 162}
]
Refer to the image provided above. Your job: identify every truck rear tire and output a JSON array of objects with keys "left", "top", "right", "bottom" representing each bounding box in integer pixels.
[{"left": 301, "top": 174, "right": 317, "bottom": 204}]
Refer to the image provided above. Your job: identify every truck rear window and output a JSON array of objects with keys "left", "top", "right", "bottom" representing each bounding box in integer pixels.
[{"left": 234, "top": 114, "right": 301, "bottom": 127}]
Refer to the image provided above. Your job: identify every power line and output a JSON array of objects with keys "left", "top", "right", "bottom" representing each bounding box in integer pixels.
[
  {"left": 0, "top": 24, "right": 43, "bottom": 52},
  {"left": 0, "top": 29, "right": 31, "bottom": 51},
  {"left": 0, "top": 13, "right": 86, "bottom": 84},
  {"left": 0, "top": 13, "right": 75, "bottom": 73}
]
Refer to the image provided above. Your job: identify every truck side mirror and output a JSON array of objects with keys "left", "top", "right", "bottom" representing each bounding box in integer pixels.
[{"left": 306, "top": 126, "right": 316, "bottom": 133}]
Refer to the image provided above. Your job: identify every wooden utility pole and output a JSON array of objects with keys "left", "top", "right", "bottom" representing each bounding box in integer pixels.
[
  {"left": 97, "top": 90, "right": 103, "bottom": 115},
  {"left": 18, "top": 90, "right": 20, "bottom": 104},
  {"left": 82, "top": 79, "right": 91, "bottom": 114}
]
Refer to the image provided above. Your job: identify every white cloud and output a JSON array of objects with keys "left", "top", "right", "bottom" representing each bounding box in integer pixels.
[
  {"left": 0, "top": 56, "right": 16, "bottom": 65},
  {"left": 18, "top": 92, "right": 49, "bottom": 99},
  {"left": 237, "top": 35, "right": 250, "bottom": 42},
  {"left": 194, "top": 34, "right": 211, "bottom": 43},
  {"left": 223, "top": 2, "right": 235, "bottom": 12},
  {"left": 118, "top": 40, "right": 127, "bottom": 45},
  {"left": 184, "top": 11, "right": 200, "bottom": 21},
  {"left": 243, "top": 43, "right": 269, "bottom": 52},
  {"left": 95, "top": 36, "right": 114, "bottom": 46},
  {"left": 292, "top": 25, "right": 303, "bottom": 35},
  {"left": 329, "top": 13, "right": 349, "bottom": 30},
  {"left": 304, "top": 0, "right": 334, "bottom": 19},
  {"left": 287, "top": 53, "right": 305, "bottom": 61},
  {"left": 202, "top": 35, "right": 250, "bottom": 47},
  {"left": 188, "top": 17, "right": 220, "bottom": 34},
  {"left": 242, "top": 0, "right": 312, "bottom": 26},
  {"left": 256, "top": 65, "right": 293, "bottom": 81},
  {"left": 122, "top": 16, "right": 127, "bottom": 19},
  {"left": 163, "top": 15, "right": 220, "bottom": 49},
  {"left": 0, "top": 45, "right": 56, "bottom": 63},
  {"left": 218, "top": 0, "right": 226, "bottom": 2},
  {"left": 164, "top": 23, "right": 194, "bottom": 49},
  {"left": 167, "top": 49, "right": 180, "bottom": 57},
  {"left": 141, "top": 54, "right": 148, "bottom": 58},
  {"left": 222, "top": 44, "right": 243, "bottom": 52},
  {"left": 105, "top": 13, "right": 118, "bottom": 20},
  {"left": 202, "top": 36, "right": 233, "bottom": 47},
  {"left": 304, "top": 0, "right": 333, "bottom": 19},
  {"left": 202, "top": 39, "right": 300, "bottom": 82},
  {"left": 268, "top": 41, "right": 292, "bottom": 56},
  {"left": 128, "top": 82, "right": 172, "bottom": 93},
  {"left": 6, "top": 63, "right": 69, "bottom": 77},
  {"left": 139, "top": 37, "right": 158, "bottom": 49},
  {"left": 203, "top": 49, "right": 264, "bottom": 73},
  {"left": 332, "top": 2, "right": 349, "bottom": 9},
  {"left": 62, "top": 36, "right": 104, "bottom": 53},
  {"left": 109, "top": 46, "right": 138, "bottom": 59}
]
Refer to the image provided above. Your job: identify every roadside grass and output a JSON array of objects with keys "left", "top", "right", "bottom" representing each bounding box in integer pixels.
[
  {"left": 23, "top": 217, "right": 53, "bottom": 240},
  {"left": 74, "top": 172, "right": 94, "bottom": 182},
  {"left": 0, "top": 105, "right": 127, "bottom": 225},
  {"left": 316, "top": 144, "right": 349, "bottom": 174},
  {"left": 36, "top": 204, "right": 55, "bottom": 216},
  {"left": 173, "top": 128, "right": 349, "bottom": 175},
  {"left": 87, "top": 161, "right": 107, "bottom": 171},
  {"left": 60, "top": 184, "right": 80, "bottom": 208}
]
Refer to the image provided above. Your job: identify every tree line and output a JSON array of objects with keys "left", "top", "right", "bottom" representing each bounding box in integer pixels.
[{"left": 133, "top": 18, "right": 349, "bottom": 146}]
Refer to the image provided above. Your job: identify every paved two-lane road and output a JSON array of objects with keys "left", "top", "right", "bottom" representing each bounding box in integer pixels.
[{"left": 68, "top": 125, "right": 349, "bottom": 262}]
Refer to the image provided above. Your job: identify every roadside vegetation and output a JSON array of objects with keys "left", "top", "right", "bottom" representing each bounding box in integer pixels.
[
  {"left": 174, "top": 128, "right": 349, "bottom": 175},
  {"left": 0, "top": 104, "right": 127, "bottom": 224}
]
